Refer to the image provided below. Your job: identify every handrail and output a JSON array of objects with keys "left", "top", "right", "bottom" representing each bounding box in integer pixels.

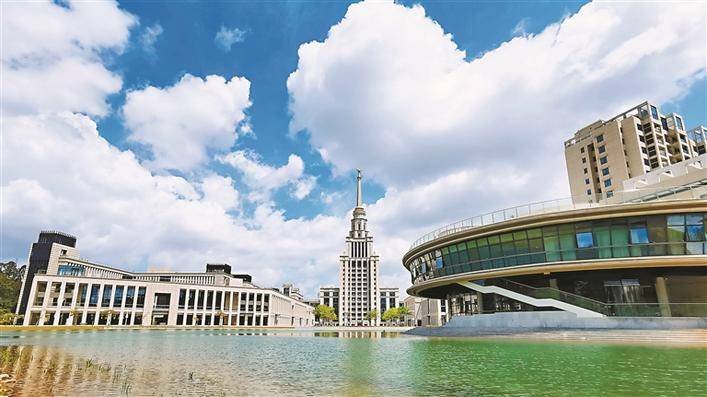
[
  {"left": 408, "top": 184, "right": 706, "bottom": 251},
  {"left": 492, "top": 278, "right": 609, "bottom": 315}
]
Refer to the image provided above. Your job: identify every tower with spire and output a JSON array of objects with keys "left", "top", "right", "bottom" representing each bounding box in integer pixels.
[{"left": 339, "top": 169, "right": 380, "bottom": 326}]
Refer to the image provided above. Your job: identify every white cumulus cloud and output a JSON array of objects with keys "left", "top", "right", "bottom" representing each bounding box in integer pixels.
[
  {"left": 123, "top": 74, "right": 252, "bottom": 171},
  {"left": 288, "top": 0, "right": 705, "bottom": 192},
  {"left": 218, "top": 151, "right": 317, "bottom": 202},
  {"left": 1, "top": 0, "right": 136, "bottom": 117}
]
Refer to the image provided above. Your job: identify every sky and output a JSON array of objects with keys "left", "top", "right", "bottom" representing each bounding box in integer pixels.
[{"left": 1, "top": 0, "right": 705, "bottom": 298}]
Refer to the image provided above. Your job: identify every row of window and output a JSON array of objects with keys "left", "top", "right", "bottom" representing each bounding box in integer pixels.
[{"left": 408, "top": 213, "right": 706, "bottom": 284}]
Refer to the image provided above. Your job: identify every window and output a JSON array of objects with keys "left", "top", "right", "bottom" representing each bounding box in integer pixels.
[
  {"left": 599, "top": 156, "right": 607, "bottom": 165},
  {"left": 585, "top": 178, "right": 590, "bottom": 185},
  {"left": 583, "top": 168, "right": 588, "bottom": 174},
  {"left": 586, "top": 189, "right": 591, "bottom": 195},
  {"left": 136, "top": 287, "right": 146, "bottom": 308},
  {"left": 606, "top": 191, "right": 614, "bottom": 198},
  {"left": 114, "top": 286, "right": 124, "bottom": 307},
  {"left": 575, "top": 232, "right": 594, "bottom": 248},
  {"left": 596, "top": 134, "right": 604, "bottom": 142},
  {"left": 676, "top": 117, "right": 684, "bottom": 131},
  {"left": 630, "top": 224, "right": 649, "bottom": 244},
  {"left": 598, "top": 145, "right": 606, "bottom": 154},
  {"left": 582, "top": 157, "right": 587, "bottom": 163},
  {"left": 650, "top": 105, "right": 658, "bottom": 120},
  {"left": 601, "top": 168, "right": 610, "bottom": 176},
  {"left": 604, "top": 179, "right": 612, "bottom": 187},
  {"left": 102, "top": 285, "right": 112, "bottom": 306},
  {"left": 89, "top": 285, "right": 100, "bottom": 307},
  {"left": 580, "top": 147, "right": 585, "bottom": 153},
  {"left": 126, "top": 286, "right": 135, "bottom": 306}
]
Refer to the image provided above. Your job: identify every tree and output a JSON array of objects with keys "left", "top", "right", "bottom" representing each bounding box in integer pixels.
[
  {"left": 365, "top": 309, "right": 378, "bottom": 325},
  {"left": 0, "top": 308, "right": 22, "bottom": 325},
  {"left": 314, "top": 304, "right": 337, "bottom": 325},
  {"left": 396, "top": 306, "right": 412, "bottom": 325},
  {"left": 215, "top": 310, "right": 227, "bottom": 325},
  {"left": 69, "top": 308, "right": 82, "bottom": 325},
  {"left": 0, "top": 261, "right": 23, "bottom": 312}
]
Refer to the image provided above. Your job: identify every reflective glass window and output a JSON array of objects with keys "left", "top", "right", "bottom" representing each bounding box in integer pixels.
[
  {"left": 575, "top": 232, "right": 594, "bottom": 248},
  {"left": 630, "top": 224, "right": 649, "bottom": 244},
  {"left": 610, "top": 224, "right": 630, "bottom": 257}
]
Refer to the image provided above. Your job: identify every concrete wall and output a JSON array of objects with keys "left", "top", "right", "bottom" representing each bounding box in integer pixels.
[{"left": 407, "top": 312, "right": 706, "bottom": 336}]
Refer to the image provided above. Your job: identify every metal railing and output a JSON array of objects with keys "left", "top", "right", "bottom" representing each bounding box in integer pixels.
[
  {"left": 409, "top": 184, "right": 706, "bottom": 251},
  {"left": 491, "top": 278, "right": 610, "bottom": 315}
]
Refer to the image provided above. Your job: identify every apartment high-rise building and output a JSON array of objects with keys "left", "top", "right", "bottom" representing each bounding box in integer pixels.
[
  {"left": 564, "top": 101, "right": 701, "bottom": 203},
  {"left": 688, "top": 125, "right": 706, "bottom": 155},
  {"left": 339, "top": 170, "right": 380, "bottom": 326}
]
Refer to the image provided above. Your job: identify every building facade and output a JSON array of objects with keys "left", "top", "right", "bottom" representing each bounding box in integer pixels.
[
  {"left": 403, "top": 296, "right": 447, "bottom": 327},
  {"left": 404, "top": 199, "right": 706, "bottom": 319},
  {"left": 17, "top": 232, "right": 314, "bottom": 327},
  {"left": 339, "top": 170, "right": 380, "bottom": 326},
  {"left": 564, "top": 101, "right": 703, "bottom": 203},
  {"left": 281, "top": 283, "right": 304, "bottom": 301},
  {"left": 379, "top": 287, "right": 399, "bottom": 314},
  {"left": 318, "top": 286, "right": 340, "bottom": 322}
]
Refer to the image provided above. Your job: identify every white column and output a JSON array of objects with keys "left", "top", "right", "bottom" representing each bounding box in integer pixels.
[
  {"left": 38, "top": 281, "right": 52, "bottom": 326},
  {"left": 94, "top": 284, "right": 105, "bottom": 325},
  {"left": 22, "top": 279, "right": 40, "bottom": 326},
  {"left": 53, "top": 282, "right": 66, "bottom": 325}
]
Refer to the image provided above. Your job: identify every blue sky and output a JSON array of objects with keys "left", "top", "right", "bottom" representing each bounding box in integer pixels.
[{"left": 2, "top": 0, "right": 705, "bottom": 296}]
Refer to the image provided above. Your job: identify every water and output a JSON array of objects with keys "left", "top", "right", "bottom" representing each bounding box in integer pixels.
[{"left": 1, "top": 329, "right": 705, "bottom": 396}]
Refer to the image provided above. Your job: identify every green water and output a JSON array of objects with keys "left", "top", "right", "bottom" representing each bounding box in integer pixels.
[{"left": 0, "top": 329, "right": 705, "bottom": 396}]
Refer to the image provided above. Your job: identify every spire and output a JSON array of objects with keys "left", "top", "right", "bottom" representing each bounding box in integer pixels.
[{"left": 356, "top": 169, "right": 363, "bottom": 208}]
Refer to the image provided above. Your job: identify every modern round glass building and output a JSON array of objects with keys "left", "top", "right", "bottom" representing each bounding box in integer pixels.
[{"left": 403, "top": 198, "right": 707, "bottom": 318}]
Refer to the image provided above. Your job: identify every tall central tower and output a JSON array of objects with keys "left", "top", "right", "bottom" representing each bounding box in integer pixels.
[{"left": 339, "top": 170, "right": 380, "bottom": 326}]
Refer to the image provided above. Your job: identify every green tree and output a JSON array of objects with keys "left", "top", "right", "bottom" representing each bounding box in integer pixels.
[
  {"left": 381, "top": 308, "right": 398, "bottom": 324},
  {"left": 365, "top": 309, "right": 378, "bottom": 324},
  {"left": 396, "top": 306, "right": 412, "bottom": 325},
  {"left": 314, "top": 304, "right": 337, "bottom": 325},
  {"left": 0, "top": 261, "right": 22, "bottom": 312}
]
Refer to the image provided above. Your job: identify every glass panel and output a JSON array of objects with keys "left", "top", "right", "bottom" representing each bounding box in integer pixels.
[
  {"left": 542, "top": 226, "right": 557, "bottom": 236},
  {"left": 114, "top": 286, "right": 124, "bottom": 306},
  {"left": 500, "top": 233, "right": 513, "bottom": 243},
  {"left": 611, "top": 225, "right": 630, "bottom": 257},
  {"left": 630, "top": 224, "right": 649, "bottom": 244},
  {"left": 528, "top": 238, "right": 543, "bottom": 253},
  {"left": 595, "top": 226, "right": 612, "bottom": 258},
  {"left": 559, "top": 234, "right": 577, "bottom": 260},
  {"left": 575, "top": 232, "right": 594, "bottom": 248},
  {"left": 686, "top": 225, "right": 704, "bottom": 242},
  {"left": 543, "top": 236, "right": 560, "bottom": 262},
  {"left": 667, "top": 215, "right": 685, "bottom": 225},
  {"left": 685, "top": 214, "right": 703, "bottom": 225},
  {"left": 527, "top": 228, "right": 542, "bottom": 239}
]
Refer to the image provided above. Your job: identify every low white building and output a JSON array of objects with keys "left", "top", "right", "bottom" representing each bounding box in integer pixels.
[
  {"left": 17, "top": 232, "right": 314, "bottom": 327},
  {"left": 403, "top": 296, "right": 447, "bottom": 327}
]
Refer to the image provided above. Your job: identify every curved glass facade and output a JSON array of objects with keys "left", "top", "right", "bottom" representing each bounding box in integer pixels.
[{"left": 407, "top": 213, "right": 707, "bottom": 285}]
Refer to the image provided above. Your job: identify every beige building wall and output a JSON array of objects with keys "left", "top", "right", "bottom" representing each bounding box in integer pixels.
[{"left": 565, "top": 101, "right": 703, "bottom": 204}]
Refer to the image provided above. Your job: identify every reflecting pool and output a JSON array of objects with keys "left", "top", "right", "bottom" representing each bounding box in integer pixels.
[{"left": 1, "top": 329, "right": 705, "bottom": 396}]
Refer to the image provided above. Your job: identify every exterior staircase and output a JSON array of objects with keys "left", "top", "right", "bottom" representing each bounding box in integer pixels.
[{"left": 457, "top": 279, "right": 606, "bottom": 318}]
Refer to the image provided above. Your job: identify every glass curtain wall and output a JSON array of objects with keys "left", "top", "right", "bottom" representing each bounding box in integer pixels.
[{"left": 409, "top": 213, "right": 706, "bottom": 284}]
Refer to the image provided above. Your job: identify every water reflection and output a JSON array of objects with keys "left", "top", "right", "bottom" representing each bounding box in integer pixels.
[{"left": 0, "top": 330, "right": 705, "bottom": 396}]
